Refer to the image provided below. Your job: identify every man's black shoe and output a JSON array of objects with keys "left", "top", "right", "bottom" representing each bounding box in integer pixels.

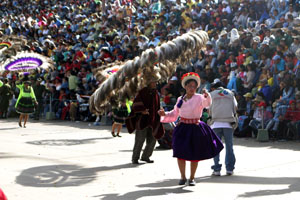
[
  {"left": 141, "top": 158, "right": 154, "bottom": 163},
  {"left": 132, "top": 160, "right": 139, "bottom": 164}
]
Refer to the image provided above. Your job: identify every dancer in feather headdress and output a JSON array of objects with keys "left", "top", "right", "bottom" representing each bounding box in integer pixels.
[
  {"left": 15, "top": 77, "right": 37, "bottom": 128},
  {"left": 0, "top": 51, "right": 53, "bottom": 127}
]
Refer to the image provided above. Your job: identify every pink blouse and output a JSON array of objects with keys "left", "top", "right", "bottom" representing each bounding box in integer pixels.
[{"left": 161, "top": 93, "right": 212, "bottom": 123}]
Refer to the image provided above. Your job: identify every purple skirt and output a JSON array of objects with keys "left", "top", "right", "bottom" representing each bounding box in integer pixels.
[{"left": 172, "top": 121, "right": 224, "bottom": 161}]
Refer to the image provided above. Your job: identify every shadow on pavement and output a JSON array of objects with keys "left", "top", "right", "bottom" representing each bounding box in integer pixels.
[
  {"left": 93, "top": 187, "right": 192, "bottom": 200},
  {"left": 234, "top": 137, "right": 300, "bottom": 151},
  {"left": 0, "top": 127, "right": 19, "bottom": 131},
  {"left": 26, "top": 137, "right": 113, "bottom": 146},
  {"left": 16, "top": 163, "right": 142, "bottom": 187},
  {"left": 136, "top": 175, "right": 300, "bottom": 198},
  {"left": 1, "top": 118, "right": 114, "bottom": 131},
  {"left": 197, "top": 175, "right": 300, "bottom": 198}
]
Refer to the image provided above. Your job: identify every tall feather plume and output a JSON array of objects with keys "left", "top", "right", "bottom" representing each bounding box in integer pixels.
[{"left": 90, "top": 30, "right": 208, "bottom": 114}]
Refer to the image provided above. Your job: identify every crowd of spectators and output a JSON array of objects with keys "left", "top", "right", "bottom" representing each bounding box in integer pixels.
[{"left": 0, "top": 0, "right": 300, "bottom": 140}]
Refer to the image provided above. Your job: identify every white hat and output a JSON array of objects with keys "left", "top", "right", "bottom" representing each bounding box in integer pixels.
[
  {"left": 170, "top": 76, "right": 178, "bottom": 81},
  {"left": 273, "top": 55, "right": 281, "bottom": 60},
  {"left": 220, "top": 30, "right": 227, "bottom": 37},
  {"left": 209, "top": 52, "right": 215, "bottom": 56},
  {"left": 200, "top": 9, "right": 207, "bottom": 15},
  {"left": 230, "top": 28, "right": 240, "bottom": 44},
  {"left": 222, "top": 1, "right": 228, "bottom": 4},
  {"left": 213, "top": 78, "right": 221, "bottom": 84}
]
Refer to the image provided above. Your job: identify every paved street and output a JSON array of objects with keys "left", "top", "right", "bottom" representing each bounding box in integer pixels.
[{"left": 1, "top": 118, "right": 300, "bottom": 200}]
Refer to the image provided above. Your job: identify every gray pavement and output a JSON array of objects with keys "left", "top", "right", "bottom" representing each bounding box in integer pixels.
[{"left": 1, "top": 118, "right": 300, "bottom": 200}]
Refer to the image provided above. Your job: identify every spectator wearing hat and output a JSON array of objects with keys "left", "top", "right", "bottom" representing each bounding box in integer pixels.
[
  {"left": 234, "top": 91, "right": 252, "bottom": 138},
  {"left": 249, "top": 94, "right": 273, "bottom": 137},
  {"left": 243, "top": 93, "right": 254, "bottom": 116},
  {"left": 289, "top": 36, "right": 300, "bottom": 54},
  {"left": 216, "top": 30, "right": 229, "bottom": 50},
  {"left": 272, "top": 55, "right": 285, "bottom": 74},
  {"left": 204, "top": 41, "right": 215, "bottom": 56},
  {"left": 126, "top": 74, "right": 164, "bottom": 165}
]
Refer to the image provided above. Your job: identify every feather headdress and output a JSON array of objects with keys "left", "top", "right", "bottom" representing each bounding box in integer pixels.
[
  {"left": 0, "top": 51, "right": 54, "bottom": 72},
  {"left": 89, "top": 30, "right": 209, "bottom": 114}
]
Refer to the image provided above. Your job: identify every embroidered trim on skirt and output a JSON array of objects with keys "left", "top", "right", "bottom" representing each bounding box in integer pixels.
[
  {"left": 16, "top": 97, "right": 35, "bottom": 114},
  {"left": 172, "top": 121, "right": 224, "bottom": 161}
]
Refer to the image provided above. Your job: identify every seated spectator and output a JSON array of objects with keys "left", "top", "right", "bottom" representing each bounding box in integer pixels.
[
  {"left": 258, "top": 79, "right": 272, "bottom": 105},
  {"left": 286, "top": 100, "right": 300, "bottom": 140},
  {"left": 272, "top": 55, "right": 286, "bottom": 74},
  {"left": 277, "top": 100, "right": 299, "bottom": 140},
  {"left": 249, "top": 95, "right": 273, "bottom": 137},
  {"left": 243, "top": 64, "right": 256, "bottom": 92}
]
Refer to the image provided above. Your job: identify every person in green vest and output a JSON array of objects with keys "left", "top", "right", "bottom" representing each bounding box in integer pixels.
[{"left": 15, "top": 79, "right": 38, "bottom": 128}]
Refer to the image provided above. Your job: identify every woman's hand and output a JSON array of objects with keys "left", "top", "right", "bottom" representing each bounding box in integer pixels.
[
  {"left": 202, "top": 89, "right": 209, "bottom": 98},
  {"left": 157, "top": 109, "right": 165, "bottom": 116}
]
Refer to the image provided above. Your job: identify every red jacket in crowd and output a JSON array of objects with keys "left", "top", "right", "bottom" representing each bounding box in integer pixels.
[{"left": 284, "top": 108, "right": 300, "bottom": 122}]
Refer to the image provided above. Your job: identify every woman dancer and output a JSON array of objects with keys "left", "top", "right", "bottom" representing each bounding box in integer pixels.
[
  {"left": 158, "top": 72, "right": 223, "bottom": 186},
  {"left": 15, "top": 79, "right": 37, "bottom": 128}
]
